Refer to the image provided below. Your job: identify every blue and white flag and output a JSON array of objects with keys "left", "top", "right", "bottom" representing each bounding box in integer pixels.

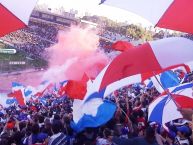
[
  {"left": 12, "top": 82, "right": 24, "bottom": 91},
  {"left": 151, "top": 70, "right": 180, "bottom": 93},
  {"left": 71, "top": 81, "right": 116, "bottom": 132}
]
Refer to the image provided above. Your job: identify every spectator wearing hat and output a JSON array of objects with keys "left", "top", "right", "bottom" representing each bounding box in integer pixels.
[{"left": 173, "top": 126, "right": 192, "bottom": 145}]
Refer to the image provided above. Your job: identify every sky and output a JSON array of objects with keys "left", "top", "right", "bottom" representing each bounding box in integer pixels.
[{"left": 37, "top": 0, "right": 152, "bottom": 27}]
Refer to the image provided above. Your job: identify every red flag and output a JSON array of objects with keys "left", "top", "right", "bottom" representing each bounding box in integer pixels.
[
  {"left": 34, "top": 83, "right": 53, "bottom": 97},
  {"left": 58, "top": 85, "right": 67, "bottom": 96},
  {"left": 65, "top": 80, "right": 87, "bottom": 100},
  {"left": 34, "top": 92, "right": 44, "bottom": 98},
  {"left": 112, "top": 41, "right": 134, "bottom": 52},
  {"left": 81, "top": 73, "right": 90, "bottom": 82},
  {"left": 8, "top": 90, "right": 25, "bottom": 106}
]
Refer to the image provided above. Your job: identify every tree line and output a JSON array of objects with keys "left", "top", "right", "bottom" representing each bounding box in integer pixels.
[{"left": 82, "top": 15, "right": 183, "bottom": 41}]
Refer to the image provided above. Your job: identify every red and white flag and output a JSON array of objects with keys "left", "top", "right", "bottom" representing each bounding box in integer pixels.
[
  {"left": 90, "top": 37, "right": 193, "bottom": 98},
  {"left": 101, "top": 0, "right": 193, "bottom": 33},
  {"left": 0, "top": 0, "right": 37, "bottom": 37}
]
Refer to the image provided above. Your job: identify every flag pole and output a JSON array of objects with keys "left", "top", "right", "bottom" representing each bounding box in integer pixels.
[{"left": 152, "top": 71, "right": 180, "bottom": 108}]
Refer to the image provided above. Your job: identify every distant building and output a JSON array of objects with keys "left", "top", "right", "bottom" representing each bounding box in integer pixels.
[{"left": 30, "top": 10, "right": 78, "bottom": 27}]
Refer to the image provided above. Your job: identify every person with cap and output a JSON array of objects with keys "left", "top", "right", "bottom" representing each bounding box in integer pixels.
[
  {"left": 173, "top": 126, "right": 192, "bottom": 145},
  {"left": 164, "top": 125, "right": 192, "bottom": 145},
  {"left": 177, "top": 108, "right": 193, "bottom": 143}
]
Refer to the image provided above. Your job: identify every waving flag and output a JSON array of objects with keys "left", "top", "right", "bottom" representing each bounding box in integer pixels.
[
  {"left": 90, "top": 37, "right": 193, "bottom": 99},
  {"left": 71, "top": 79, "right": 116, "bottom": 132},
  {"left": 12, "top": 82, "right": 24, "bottom": 91},
  {"left": 39, "top": 97, "right": 47, "bottom": 106},
  {"left": 111, "top": 41, "right": 134, "bottom": 52},
  {"left": 144, "top": 79, "right": 153, "bottom": 89},
  {"left": 151, "top": 70, "right": 180, "bottom": 93},
  {"left": 81, "top": 73, "right": 90, "bottom": 82},
  {"left": 148, "top": 83, "right": 193, "bottom": 124},
  {"left": 65, "top": 80, "right": 87, "bottom": 100},
  {"left": 58, "top": 80, "right": 68, "bottom": 96},
  {"left": 160, "top": 71, "right": 180, "bottom": 89},
  {"left": 72, "top": 99, "right": 116, "bottom": 132},
  {"left": 12, "top": 82, "right": 33, "bottom": 96},
  {"left": 6, "top": 98, "right": 17, "bottom": 105},
  {"left": 71, "top": 89, "right": 116, "bottom": 132},
  {"left": 0, "top": 0, "right": 37, "bottom": 37},
  {"left": 0, "top": 93, "right": 16, "bottom": 108},
  {"left": 59, "top": 74, "right": 90, "bottom": 99},
  {"left": 100, "top": 0, "right": 193, "bottom": 34},
  {"left": 8, "top": 90, "right": 25, "bottom": 106},
  {"left": 8, "top": 82, "right": 25, "bottom": 106},
  {"left": 23, "top": 86, "right": 36, "bottom": 103},
  {"left": 24, "top": 87, "right": 33, "bottom": 97},
  {"left": 34, "top": 81, "right": 52, "bottom": 97},
  {"left": 11, "top": 82, "right": 36, "bottom": 105}
]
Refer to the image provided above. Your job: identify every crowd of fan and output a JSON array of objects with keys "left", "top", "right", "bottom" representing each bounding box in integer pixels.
[
  {"left": 1, "top": 21, "right": 59, "bottom": 59},
  {"left": 1, "top": 17, "right": 137, "bottom": 61},
  {"left": 98, "top": 39, "right": 113, "bottom": 53},
  {"left": 27, "top": 21, "right": 58, "bottom": 43},
  {"left": 14, "top": 41, "right": 51, "bottom": 58},
  {"left": 2, "top": 30, "right": 37, "bottom": 44},
  {"left": 98, "top": 39, "right": 122, "bottom": 60},
  {"left": 182, "top": 34, "right": 193, "bottom": 41},
  {"left": 1, "top": 20, "right": 124, "bottom": 60},
  {"left": 1, "top": 16, "right": 193, "bottom": 61},
  {"left": 99, "top": 30, "right": 132, "bottom": 42},
  {"left": 0, "top": 77, "right": 192, "bottom": 145}
]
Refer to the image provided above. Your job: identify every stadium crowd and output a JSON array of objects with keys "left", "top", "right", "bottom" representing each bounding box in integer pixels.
[
  {"left": 99, "top": 30, "right": 131, "bottom": 42},
  {"left": 182, "top": 34, "right": 193, "bottom": 41},
  {"left": 27, "top": 21, "right": 58, "bottom": 43},
  {"left": 1, "top": 22, "right": 133, "bottom": 63},
  {"left": 0, "top": 6, "right": 193, "bottom": 145},
  {"left": 0, "top": 78, "right": 192, "bottom": 145},
  {"left": 1, "top": 20, "right": 125, "bottom": 60},
  {"left": 1, "top": 21, "right": 59, "bottom": 59},
  {"left": 0, "top": 18, "right": 193, "bottom": 145}
]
